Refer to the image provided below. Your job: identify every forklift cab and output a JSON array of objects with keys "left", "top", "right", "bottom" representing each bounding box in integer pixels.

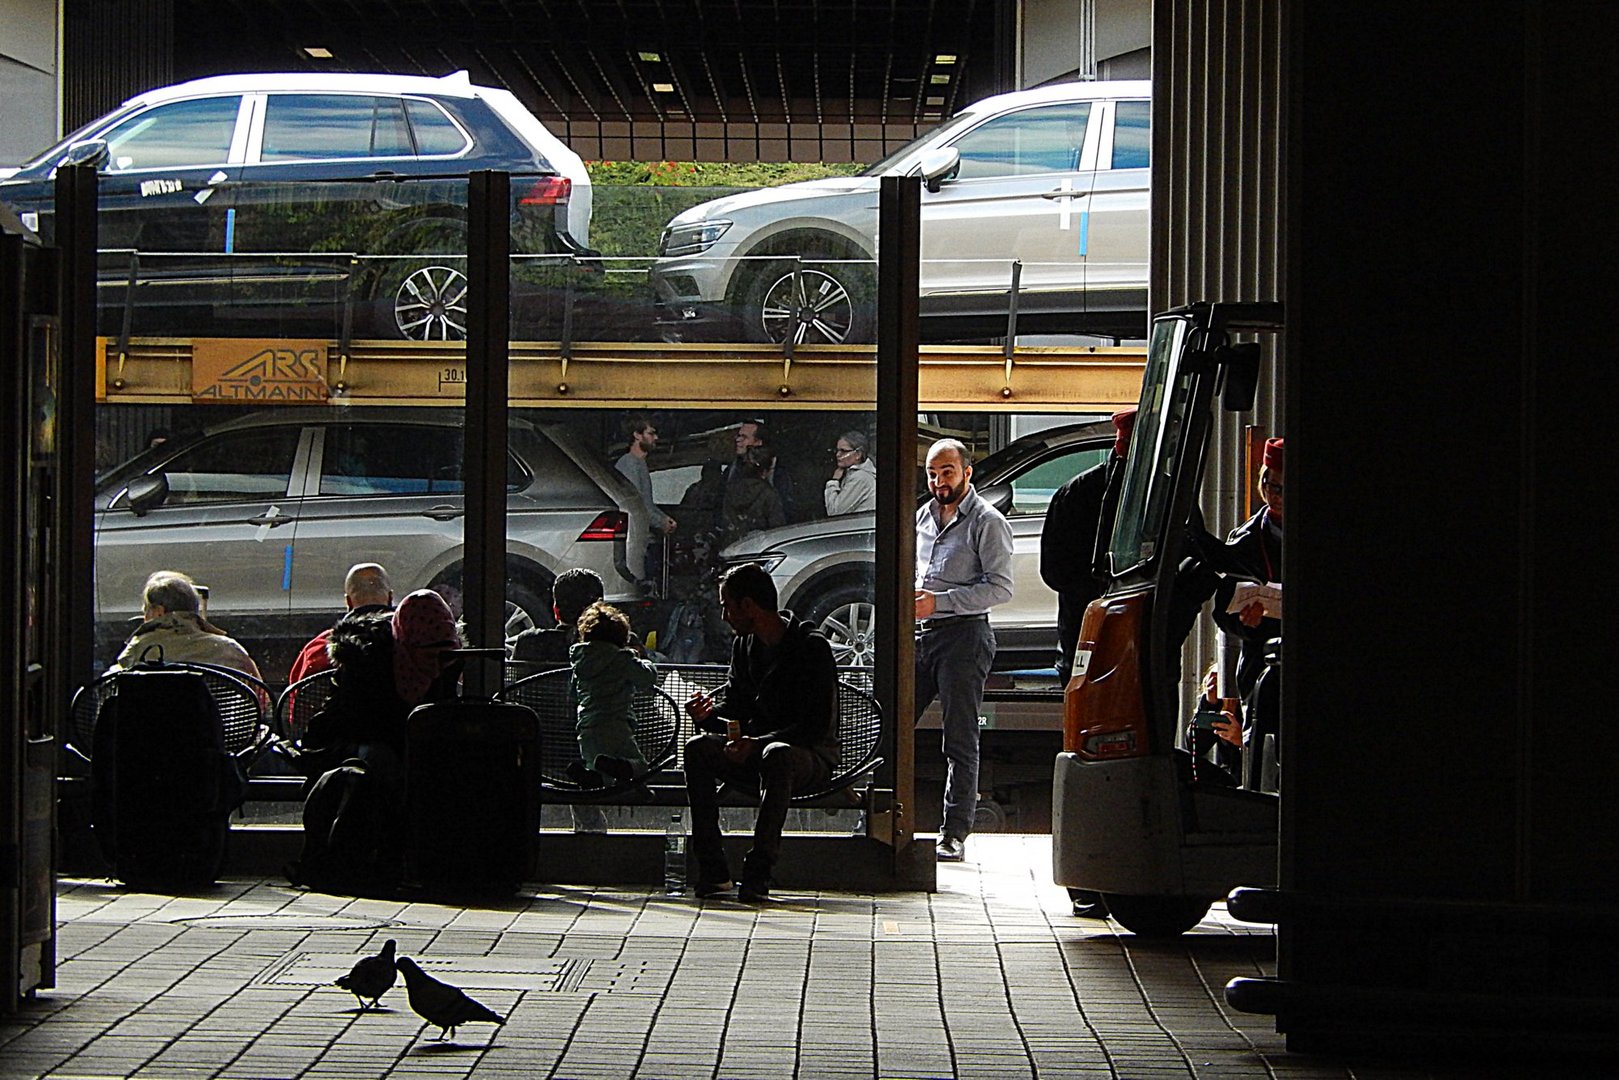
[{"left": 1052, "top": 300, "right": 1283, "bottom": 936}]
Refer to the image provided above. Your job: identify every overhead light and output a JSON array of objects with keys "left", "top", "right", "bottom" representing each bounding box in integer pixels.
[
  {"left": 923, "top": 112, "right": 942, "bottom": 120},
  {"left": 935, "top": 54, "right": 957, "bottom": 64},
  {"left": 930, "top": 73, "right": 951, "bottom": 84},
  {"left": 926, "top": 96, "right": 945, "bottom": 106},
  {"left": 652, "top": 82, "right": 675, "bottom": 93},
  {"left": 638, "top": 51, "right": 661, "bottom": 62},
  {"left": 303, "top": 46, "right": 334, "bottom": 58}
]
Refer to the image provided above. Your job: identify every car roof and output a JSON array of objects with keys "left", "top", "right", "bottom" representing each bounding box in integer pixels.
[
  {"left": 118, "top": 70, "right": 485, "bottom": 109},
  {"left": 955, "top": 79, "right": 1151, "bottom": 117}
]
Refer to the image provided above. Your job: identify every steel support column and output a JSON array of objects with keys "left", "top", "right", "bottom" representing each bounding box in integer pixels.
[
  {"left": 875, "top": 176, "right": 923, "bottom": 875},
  {"left": 462, "top": 171, "right": 510, "bottom": 692}
]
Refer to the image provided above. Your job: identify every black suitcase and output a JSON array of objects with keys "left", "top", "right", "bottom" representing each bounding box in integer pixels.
[
  {"left": 403, "top": 698, "right": 540, "bottom": 893},
  {"left": 90, "top": 667, "right": 244, "bottom": 889}
]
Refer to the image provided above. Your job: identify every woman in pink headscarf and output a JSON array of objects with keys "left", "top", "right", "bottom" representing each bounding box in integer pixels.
[{"left": 392, "top": 588, "right": 464, "bottom": 707}]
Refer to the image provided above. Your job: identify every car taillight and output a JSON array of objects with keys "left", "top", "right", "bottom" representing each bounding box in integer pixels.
[
  {"left": 576, "top": 511, "right": 626, "bottom": 542},
  {"left": 1064, "top": 587, "right": 1152, "bottom": 760},
  {"left": 518, "top": 176, "right": 572, "bottom": 206}
]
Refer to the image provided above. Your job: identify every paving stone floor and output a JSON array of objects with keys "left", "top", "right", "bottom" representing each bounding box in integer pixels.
[{"left": 0, "top": 836, "right": 1565, "bottom": 1079}]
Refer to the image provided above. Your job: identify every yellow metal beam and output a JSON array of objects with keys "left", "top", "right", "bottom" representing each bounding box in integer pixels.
[{"left": 98, "top": 337, "right": 1145, "bottom": 411}]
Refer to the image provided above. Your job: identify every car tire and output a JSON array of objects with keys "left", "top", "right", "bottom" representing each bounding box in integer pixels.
[
  {"left": 802, "top": 584, "right": 877, "bottom": 666},
  {"left": 504, "top": 579, "right": 554, "bottom": 645},
  {"left": 739, "top": 246, "right": 874, "bottom": 345},
  {"left": 1099, "top": 893, "right": 1213, "bottom": 937},
  {"left": 431, "top": 573, "right": 554, "bottom": 648}
]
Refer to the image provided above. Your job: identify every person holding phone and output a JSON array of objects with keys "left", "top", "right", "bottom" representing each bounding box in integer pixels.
[{"left": 682, "top": 562, "right": 838, "bottom": 902}]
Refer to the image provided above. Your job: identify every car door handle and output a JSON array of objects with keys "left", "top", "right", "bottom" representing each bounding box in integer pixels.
[
  {"left": 247, "top": 512, "right": 290, "bottom": 527},
  {"left": 422, "top": 505, "right": 463, "bottom": 521},
  {"left": 370, "top": 170, "right": 399, "bottom": 178},
  {"left": 1042, "top": 189, "right": 1088, "bottom": 199}
]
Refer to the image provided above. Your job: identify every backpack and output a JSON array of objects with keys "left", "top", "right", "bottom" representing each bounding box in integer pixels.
[
  {"left": 90, "top": 665, "right": 246, "bottom": 889},
  {"left": 288, "top": 755, "right": 402, "bottom": 896}
]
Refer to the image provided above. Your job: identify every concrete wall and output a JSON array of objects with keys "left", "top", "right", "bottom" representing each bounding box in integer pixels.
[
  {"left": 0, "top": 0, "right": 60, "bottom": 166},
  {"left": 1021, "top": 0, "right": 1149, "bottom": 86}
]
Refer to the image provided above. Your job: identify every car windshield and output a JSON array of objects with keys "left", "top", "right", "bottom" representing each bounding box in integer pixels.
[
  {"left": 1107, "top": 315, "right": 1192, "bottom": 574},
  {"left": 858, "top": 111, "right": 980, "bottom": 176},
  {"left": 16, "top": 107, "right": 138, "bottom": 172}
]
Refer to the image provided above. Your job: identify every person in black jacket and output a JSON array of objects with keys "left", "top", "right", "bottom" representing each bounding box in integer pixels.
[
  {"left": 1039, "top": 409, "right": 1136, "bottom": 684},
  {"left": 683, "top": 562, "right": 838, "bottom": 902},
  {"left": 1204, "top": 437, "right": 1284, "bottom": 698}
]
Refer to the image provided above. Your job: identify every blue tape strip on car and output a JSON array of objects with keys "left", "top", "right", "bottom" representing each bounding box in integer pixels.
[
  {"left": 282, "top": 544, "right": 293, "bottom": 591},
  {"left": 1078, "top": 210, "right": 1089, "bottom": 257},
  {"left": 225, "top": 208, "right": 236, "bottom": 254}
]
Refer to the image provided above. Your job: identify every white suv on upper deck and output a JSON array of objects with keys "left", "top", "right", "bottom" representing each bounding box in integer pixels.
[{"left": 649, "top": 80, "right": 1149, "bottom": 345}]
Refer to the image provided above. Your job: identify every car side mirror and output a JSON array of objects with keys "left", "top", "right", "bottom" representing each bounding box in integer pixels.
[
  {"left": 1218, "top": 343, "right": 1263, "bottom": 412},
  {"left": 919, "top": 147, "right": 961, "bottom": 193},
  {"left": 978, "top": 482, "right": 1013, "bottom": 515},
  {"left": 58, "top": 139, "right": 110, "bottom": 172},
  {"left": 126, "top": 473, "right": 169, "bottom": 516}
]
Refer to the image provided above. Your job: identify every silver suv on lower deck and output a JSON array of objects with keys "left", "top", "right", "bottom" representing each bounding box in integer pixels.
[
  {"left": 93, "top": 408, "right": 644, "bottom": 665},
  {"left": 718, "top": 420, "right": 1115, "bottom": 668}
]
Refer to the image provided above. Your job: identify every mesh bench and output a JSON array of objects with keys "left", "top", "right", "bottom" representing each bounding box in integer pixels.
[{"left": 68, "top": 662, "right": 270, "bottom": 765}]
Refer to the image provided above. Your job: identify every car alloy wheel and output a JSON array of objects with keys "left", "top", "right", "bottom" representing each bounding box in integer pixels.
[
  {"left": 818, "top": 599, "right": 877, "bottom": 666},
  {"left": 756, "top": 267, "right": 856, "bottom": 345},
  {"left": 392, "top": 264, "right": 469, "bottom": 340}
]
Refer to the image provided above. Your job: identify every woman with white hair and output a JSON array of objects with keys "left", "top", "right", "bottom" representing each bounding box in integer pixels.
[
  {"left": 108, "top": 570, "right": 260, "bottom": 679},
  {"left": 824, "top": 429, "right": 877, "bottom": 515}
]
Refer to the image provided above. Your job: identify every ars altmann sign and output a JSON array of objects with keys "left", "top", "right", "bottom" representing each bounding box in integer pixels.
[{"left": 191, "top": 339, "right": 328, "bottom": 402}]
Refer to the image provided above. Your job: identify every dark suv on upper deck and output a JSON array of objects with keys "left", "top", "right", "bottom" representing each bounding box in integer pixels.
[{"left": 0, "top": 71, "right": 594, "bottom": 341}]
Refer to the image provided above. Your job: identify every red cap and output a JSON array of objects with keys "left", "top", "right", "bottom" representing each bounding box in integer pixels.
[
  {"left": 1111, "top": 408, "right": 1138, "bottom": 457},
  {"left": 1262, "top": 437, "right": 1285, "bottom": 470}
]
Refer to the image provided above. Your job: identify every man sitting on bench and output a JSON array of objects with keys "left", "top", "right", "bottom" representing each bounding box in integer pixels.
[{"left": 683, "top": 562, "right": 839, "bottom": 902}]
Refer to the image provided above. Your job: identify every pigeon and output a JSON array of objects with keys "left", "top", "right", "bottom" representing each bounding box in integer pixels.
[
  {"left": 395, "top": 955, "right": 506, "bottom": 1041},
  {"left": 334, "top": 939, "right": 396, "bottom": 1012}
]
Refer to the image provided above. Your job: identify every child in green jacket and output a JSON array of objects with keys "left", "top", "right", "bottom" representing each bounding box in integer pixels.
[{"left": 567, "top": 602, "right": 655, "bottom": 786}]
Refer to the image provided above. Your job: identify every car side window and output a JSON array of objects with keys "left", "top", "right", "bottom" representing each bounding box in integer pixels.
[
  {"left": 405, "top": 99, "right": 472, "bottom": 156},
  {"left": 152, "top": 428, "right": 301, "bottom": 506},
  {"left": 319, "top": 424, "right": 525, "bottom": 494},
  {"left": 261, "top": 95, "right": 414, "bottom": 161},
  {"left": 948, "top": 103, "right": 1093, "bottom": 181},
  {"left": 1111, "top": 100, "right": 1150, "bottom": 169},
  {"left": 101, "top": 96, "right": 241, "bottom": 172},
  {"left": 1009, "top": 446, "right": 1110, "bottom": 516},
  {"left": 320, "top": 424, "right": 462, "bottom": 496}
]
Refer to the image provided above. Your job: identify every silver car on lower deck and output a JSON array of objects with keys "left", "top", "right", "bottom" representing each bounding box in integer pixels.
[
  {"left": 93, "top": 408, "right": 644, "bottom": 666},
  {"left": 718, "top": 420, "right": 1115, "bottom": 668}
]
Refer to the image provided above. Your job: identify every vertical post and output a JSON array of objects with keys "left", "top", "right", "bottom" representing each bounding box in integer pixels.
[
  {"left": 462, "top": 171, "right": 510, "bottom": 694},
  {"left": 875, "top": 176, "right": 921, "bottom": 871},
  {"left": 54, "top": 165, "right": 97, "bottom": 703}
]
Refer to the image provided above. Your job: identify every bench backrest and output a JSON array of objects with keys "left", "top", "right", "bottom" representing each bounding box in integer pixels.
[
  {"left": 499, "top": 667, "right": 682, "bottom": 790},
  {"left": 69, "top": 662, "right": 268, "bottom": 759}
]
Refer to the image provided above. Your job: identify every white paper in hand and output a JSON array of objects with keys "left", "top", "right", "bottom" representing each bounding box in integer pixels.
[{"left": 1226, "top": 581, "right": 1282, "bottom": 620}]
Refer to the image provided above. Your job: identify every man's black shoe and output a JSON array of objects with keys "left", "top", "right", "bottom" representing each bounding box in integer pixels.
[
  {"left": 738, "top": 880, "right": 771, "bottom": 903},
  {"left": 693, "top": 879, "right": 733, "bottom": 899}
]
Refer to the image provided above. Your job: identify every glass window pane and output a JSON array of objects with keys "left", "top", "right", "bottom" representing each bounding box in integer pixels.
[
  {"left": 1008, "top": 446, "right": 1109, "bottom": 516},
  {"left": 950, "top": 103, "right": 1092, "bottom": 180},
  {"left": 319, "top": 423, "right": 463, "bottom": 495},
  {"left": 262, "top": 95, "right": 406, "bottom": 161},
  {"left": 103, "top": 96, "right": 240, "bottom": 172},
  {"left": 1112, "top": 100, "right": 1150, "bottom": 169},
  {"left": 160, "top": 427, "right": 300, "bottom": 505},
  {"left": 406, "top": 99, "right": 471, "bottom": 156},
  {"left": 373, "top": 98, "right": 413, "bottom": 157}
]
